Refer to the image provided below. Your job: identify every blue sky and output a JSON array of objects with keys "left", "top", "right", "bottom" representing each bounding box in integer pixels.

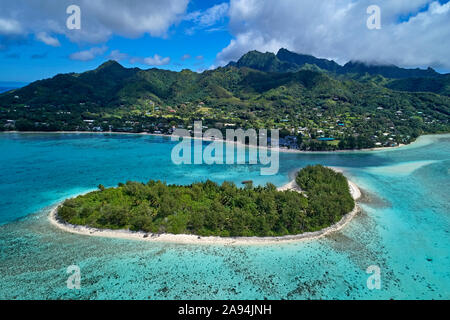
[
  {"left": 0, "top": 0, "right": 232, "bottom": 82},
  {"left": 0, "top": 0, "right": 449, "bottom": 83}
]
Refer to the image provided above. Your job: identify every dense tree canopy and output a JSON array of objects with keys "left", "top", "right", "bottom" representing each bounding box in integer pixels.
[{"left": 57, "top": 165, "right": 355, "bottom": 237}]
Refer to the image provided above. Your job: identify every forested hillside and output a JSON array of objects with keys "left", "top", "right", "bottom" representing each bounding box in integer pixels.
[{"left": 1, "top": 49, "right": 449, "bottom": 151}]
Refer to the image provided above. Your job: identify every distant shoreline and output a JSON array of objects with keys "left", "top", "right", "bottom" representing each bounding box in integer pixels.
[
  {"left": 48, "top": 169, "right": 361, "bottom": 245},
  {"left": 1, "top": 130, "right": 421, "bottom": 154}
]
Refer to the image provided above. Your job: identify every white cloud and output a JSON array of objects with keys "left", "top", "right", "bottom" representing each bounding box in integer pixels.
[
  {"left": 130, "top": 54, "right": 171, "bottom": 66},
  {"left": 184, "top": 2, "right": 229, "bottom": 34},
  {"left": 106, "top": 51, "right": 172, "bottom": 66},
  {"left": 0, "top": 0, "right": 190, "bottom": 45},
  {"left": 69, "top": 46, "right": 108, "bottom": 61},
  {"left": 197, "top": 3, "right": 229, "bottom": 27},
  {"left": 217, "top": 0, "right": 450, "bottom": 69},
  {"left": 108, "top": 50, "right": 129, "bottom": 61},
  {"left": 0, "top": 18, "right": 23, "bottom": 35},
  {"left": 143, "top": 54, "right": 171, "bottom": 66},
  {"left": 36, "top": 32, "right": 60, "bottom": 47}
]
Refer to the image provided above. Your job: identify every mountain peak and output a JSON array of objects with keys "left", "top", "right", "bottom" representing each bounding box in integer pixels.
[
  {"left": 277, "top": 48, "right": 290, "bottom": 54},
  {"left": 96, "top": 60, "right": 125, "bottom": 71},
  {"left": 240, "top": 50, "right": 277, "bottom": 60},
  {"left": 234, "top": 50, "right": 283, "bottom": 72},
  {"left": 277, "top": 48, "right": 310, "bottom": 58},
  {"left": 276, "top": 49, "right": 342, "bottom": 73}
]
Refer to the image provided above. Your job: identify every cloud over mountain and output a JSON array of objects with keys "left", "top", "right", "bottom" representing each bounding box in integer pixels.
[
  {"left": 69, "top": 46, "right": 108, "bottom": 61},
  {"left": 217, "top": 0, "right": 450, "bottom": 69}
]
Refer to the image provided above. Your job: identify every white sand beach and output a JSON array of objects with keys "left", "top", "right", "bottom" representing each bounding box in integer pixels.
[{"left": 48, "top": 171, "right": 361, "bottom": 245}]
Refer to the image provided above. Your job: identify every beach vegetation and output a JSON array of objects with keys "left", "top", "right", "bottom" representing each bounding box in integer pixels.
[{"left": 57, "top": 165, "right": 355, "bottom": 237}]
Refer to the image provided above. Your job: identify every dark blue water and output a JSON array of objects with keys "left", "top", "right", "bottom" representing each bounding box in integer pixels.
[
  {"left": 0, "top": 87, "right": 14, "bottom": 94},
  {"left": 0, "top": 83, "right": 26, "bottom": 93}
]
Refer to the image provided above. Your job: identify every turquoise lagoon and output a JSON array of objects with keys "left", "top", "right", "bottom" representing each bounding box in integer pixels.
[{"left": 0, "top": 133, "right": 448, "bottom": 299}]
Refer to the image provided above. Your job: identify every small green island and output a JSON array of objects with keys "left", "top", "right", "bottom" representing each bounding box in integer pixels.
[{"left": 57, "top": 165, "right": 355, "bottom": 237}]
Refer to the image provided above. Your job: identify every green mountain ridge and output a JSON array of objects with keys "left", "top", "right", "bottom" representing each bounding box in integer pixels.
[
  {"left": 0, "top": 50, "right": 449, "bottom": 151},
  {"left": 0, "top": 60, "right": 344, "bottom": 107},
  {"left": 229, "top": 48, "right": 443, "bottom": 80}
]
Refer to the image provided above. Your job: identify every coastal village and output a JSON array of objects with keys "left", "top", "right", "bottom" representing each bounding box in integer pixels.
[{"left": 1, "top": 96, "right": 445, "bottom": 151}]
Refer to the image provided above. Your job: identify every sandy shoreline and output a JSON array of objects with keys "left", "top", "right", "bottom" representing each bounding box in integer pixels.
[
  {"left": 2, "top": 130, "right": 409, "bottom": 154},
  {"left": 48, "top": 171, "right": 361, "bottom": 245}
]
